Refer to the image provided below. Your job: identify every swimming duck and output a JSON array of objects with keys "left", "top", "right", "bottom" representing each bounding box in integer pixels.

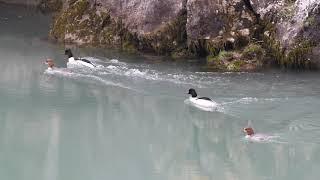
[
  {"left": 243, "top": 127, "right": 276, "bottom": 142},
  {"left": 187, "top": 89, "right": 218, "bottom": 111},
  {"left": 64, "top": 49, "right": 95, "bottom": 69},
  {"left": 45, "top": 59, "right": 55, "bottom": 70}
]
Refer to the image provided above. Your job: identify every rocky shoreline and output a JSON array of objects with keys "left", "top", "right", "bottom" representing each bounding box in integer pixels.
[{"left": 1, "top": 0, "right": 319, "bottom": 71}]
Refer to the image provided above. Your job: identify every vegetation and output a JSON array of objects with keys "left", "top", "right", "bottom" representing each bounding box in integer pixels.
[
  {"left": 48, "top": 0, "right": 318, "bottom": 71},
  {"left": 242, "top": 43, "right": 265, "bottom": 60}
]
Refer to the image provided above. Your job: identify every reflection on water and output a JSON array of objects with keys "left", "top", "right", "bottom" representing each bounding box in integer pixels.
[{"left": 1, "top": 3, "right": 320, "bottom": 180}]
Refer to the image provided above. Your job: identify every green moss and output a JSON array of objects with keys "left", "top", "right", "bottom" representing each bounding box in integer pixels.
[
  {"left": 138, "top": 9, "right": 188, "bottom": 55},
  {"left": 122, "top": 41, "right": 138, "bottom": 53},
  {"left": 171, "top": 47, "right": 194, "bottom": 59},
  {"left": 207, "top": 51, "right": 233, "bottom": 63},
  {"left": 50, "top": 0, "right": 91, "bottom": 40},
  {"left": 258, "top": 17, "right": 318, "bottom": 70},
  {"left": 263, "top": 33, "right": 315, "bottom": 69},
  {"left": 227, "top": 60, "right": 245, "bottom": 71},
  {"left": 206, "top": 51, "right": 236, "bottom": 71},
  {"left": 286, "top": 40, "right": 315, "bottom": 69},
  {"left": 242, "top": 43, "right": 265, "bottom": 60},
  {"left": 49, "top": 2, "right": 189, "bottom": 57},
  {"left": 206, "top": 40, "right": 224, "bottom": 56}
]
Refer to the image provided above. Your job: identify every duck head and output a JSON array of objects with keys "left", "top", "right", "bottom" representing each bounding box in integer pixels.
[
  {"left": 244, "top": 127, "right": 255, "bottom": 136},
  {"left": 45, "top": 59, "right": 54, "bottom": 69},
  {"left": 64, "top": 49, "right": 73, "bottom": 58},
  {"left": 188, "top": 89, "right": 197, "bottom": 98}
]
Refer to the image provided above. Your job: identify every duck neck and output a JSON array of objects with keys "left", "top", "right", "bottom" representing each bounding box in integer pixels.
[
  {"left": 245, "top": 135, "right": 252, "bottom": 138},
  {"left": 246, "top": 132, "right": 254, "bottom": 137},
  {"left": 68, "top": 57, "right": 76, "bottom": 62}
]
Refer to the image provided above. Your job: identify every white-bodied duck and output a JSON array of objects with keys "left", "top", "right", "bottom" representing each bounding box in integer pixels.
[
  {"left": 64, "top": 49, "right": 95, "bottom": 69},
  {"left": 187, "top": 89, "right": 218, "bottom": 111}
]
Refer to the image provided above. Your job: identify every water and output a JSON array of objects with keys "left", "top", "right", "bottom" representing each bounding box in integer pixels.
[{"left": 1, "top": 3, "right": 320, "bottom": 180}]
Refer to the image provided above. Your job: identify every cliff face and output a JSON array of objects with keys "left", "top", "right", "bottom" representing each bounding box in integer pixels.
[
  {"left": 95, "top": 0, "right": 186, "bottom": 35},
  {"left": 186, "top": 0, "right": 256, "bottom": 41},
  {"left": 1, "top": 0, "right": 319, "bottom": 70},
  {"left": 249, "top": 0, "right": 320, "bottom": 69}
]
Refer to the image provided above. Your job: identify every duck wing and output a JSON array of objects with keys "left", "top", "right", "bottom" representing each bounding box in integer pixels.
[
  {"left": 198, "top": 97, "right": 212, "bottom": 101},
  {"left": 77, "top": 58, "right": 95, "bottom": 66}
]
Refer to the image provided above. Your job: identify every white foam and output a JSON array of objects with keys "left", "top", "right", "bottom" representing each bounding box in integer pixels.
[
  {"left": 110, "top": 59, "right": 120, "bottom": 63},
  {"left": 242, "top": 133, "right": 284, "bottom": 143},
  {"left": 44, "top": 68, "right": 134, "bottom": 91},
  {"left": 66, "top": 57, "right": 220, "bottom": 88},
  {"left": 82, "top": 56, "right": 104, "bottom": 63},
  {"left": 124, "top": 69, "right": 147, "bottom": 77},
  {"left": 106, "top": 65, "right": 118, "bottom": 70},
  {"left": 237, "top": 97, "right": 259, "bottom": 104}
]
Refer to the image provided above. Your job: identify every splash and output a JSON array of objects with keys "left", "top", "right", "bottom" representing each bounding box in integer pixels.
[{"left": 44, "top": 68, "right": 135, "bottom": 91}]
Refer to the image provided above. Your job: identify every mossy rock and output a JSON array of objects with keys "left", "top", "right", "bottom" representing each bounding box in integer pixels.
[
  {"left": 138, "top": 9, "right": 188, "bottom": 56},
  {"left": 286, "top": 40, "right": 315, "bottom": 69},
  {"left": 242, "top": 43, "right": 265, "bottom": 60},
  {"left": 207, "top": 51, "right": 233, "bottom": 63},
  {"left": 50, "top": 0, "right": 91, "bottom": 41},
  {"left": 122, "top": 41, "right": 138, "bottom": 54},
  {"left": 227, "top": 60, "right": 245, "bottom": 71},
  {"left": 206, "top": 51, "right": 234, "bottom": 70},
  {"left": 171, "top": 47, "right": 194, "bottom": 59}
]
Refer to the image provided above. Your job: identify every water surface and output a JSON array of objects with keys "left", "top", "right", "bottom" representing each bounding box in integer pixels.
[{"left": 1, "top": 3, "right": 320, "bottom": 180}]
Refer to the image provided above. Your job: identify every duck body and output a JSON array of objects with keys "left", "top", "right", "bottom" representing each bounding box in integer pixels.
[
  {"left": 189, "top": 97, "right": 218, "bottom": 109},
  {"left": 243, "top": 127, "right": 277, "bottom": 143},
  {"left": 187, "top": 89, "right": 218, "bottom": 111},
  {"left": 245, "top": 134, "right": 275, "bottom": 142},
  {"left": 65, "top": 49, "right": 95, "bottom": 69},
  {"left": 67, "top": 57, "right": 95, "bottom": 69}
]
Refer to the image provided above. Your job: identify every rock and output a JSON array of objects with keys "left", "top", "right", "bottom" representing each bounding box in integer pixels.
[
  {"left": 4, "top": 0, "right": 320, "bottom": 70},
  {"left": 251, "top": 0, "right": 320, "bottom": 68},
  {"left": 239, "top": 28, "right": 250, "bottom": 37},
  {"left": 94, "top": 0, "right": 186, "bottom": 35},
  {"left": 186, "top": 0, "right": 257, "bottom": 41},
  {"left": 206, "top": 50, "right": 260, "bottom": 72}
]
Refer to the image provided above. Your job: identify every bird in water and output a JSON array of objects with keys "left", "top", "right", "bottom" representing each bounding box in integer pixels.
[
  {"left": 64, "top": 49, "right": 95, "bottom": 69},
  {"left": 187, "top": 89, "right": 219, "bottom": 111},
  {"left": 45, "top": 59, "right": 55, "bottom": 70},
  {"left": 243, "top": 127, "right": 277, "bottom": 142}
]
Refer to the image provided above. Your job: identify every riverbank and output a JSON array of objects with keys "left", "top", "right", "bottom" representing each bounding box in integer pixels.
[{"left": 1, "top": 0, "right": 319, "bottom": 71}]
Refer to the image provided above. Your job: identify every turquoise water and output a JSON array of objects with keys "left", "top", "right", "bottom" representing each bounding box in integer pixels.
[{"left": 1, "top": 3, "right": 320, "bottom": 180}]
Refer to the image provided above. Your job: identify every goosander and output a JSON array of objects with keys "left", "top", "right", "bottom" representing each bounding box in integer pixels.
[
  {"left": 243, "top": 127, "right": 277, "bottom": 142},
  {"left": 45, "top": 59, "right": 55, "bottom": 70},
  {"left": 65, "top": 49, "right": 95, "bottom": 69},
  {"left": 187, "top": 89, "right": 218, "bottom": 111}
]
